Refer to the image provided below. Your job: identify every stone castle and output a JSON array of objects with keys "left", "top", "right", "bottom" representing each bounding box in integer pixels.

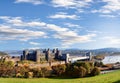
[
  {"left": 21, "top": 48, "right": 92, "bottom": 63},
  {"left": 21, "top": 48, "right": 67, "bottom": 62}
]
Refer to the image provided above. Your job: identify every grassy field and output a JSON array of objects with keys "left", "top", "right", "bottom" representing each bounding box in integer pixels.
[{"left": 0, "top": 70, "right": 120, "bottom": 83}]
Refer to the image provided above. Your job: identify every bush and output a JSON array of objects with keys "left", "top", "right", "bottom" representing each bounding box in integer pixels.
[
  {"left": 79, "top": 66, "right": 87, "bottom": 77},
  {"left": 68, "top": 66, "right": 86, "bottom": 78},
  {"left": 24, "top": 72, "right": 33, "bottom": 78},
  {"left": 52, "top": 64, "right": 66, "bottom": 76},
  {"left": 40, "top": 67, "right": 51, "bottom": 77},
  {"left": 89, "top": 62, "right": 94, "bottom": 70},
  {"left": 16, "top": 73, "right": 22, "bottom": 78},
  {"left": 0, "top": 60, "right": 101, "bottom": 78},
  {"left": 4, "top": 61, "right": 14, "bottom": 67},
  {"left": 94, "top": 61, "right": 104, "bottom": 67},
  {"left": 90, "top": 67, "right": 100, "bottom": 76},
  {"left": 30, "top": 68, "right": 42, "bottom": 78},
  {"left": 0, "top": 61, "right": 14, "bottom": 77},
  {"left": 65, "top": 63, "right": 72, "bottom": 76},
  {"left": 72, "top": 66, "right": 80, "bottom": 78},
  {"left": 73, "top": 61, "right": 92, "bottom": 74}
]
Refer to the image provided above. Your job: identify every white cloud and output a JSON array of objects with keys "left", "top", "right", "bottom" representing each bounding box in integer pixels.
[
  {"left": 92, "top": 0, "right": 120, "bottom": 17},
  {"left": 86, "top": 30, "right": 103, "bottom": 34},
  {"left": 48, "top": 12, "right": 79, "bottom": 20},
  {"left": 14, "top": 0, "right": 43, "bottom": 5},
  {"left": 51, "top": 0, "right": 76, "bottom": 8},
  {"left": 64, "top": 23, "right": 81, "bottom": 28},
  {"left": 0, "top": 16, "right": 96, "bottom": 48},
  {"left": 100, "top": 14, "right": 116, "bottom": 18},
  {"left": 27, "top": 22, "right": 46, "bottom": 27},
  {"left": 0, "top": 16, "right": 25, "bottom": 26},
  {"left": 103, "top": 36, "right": 120, "bottom": 45},
  {"left": 54, "top": 30, "right": 96, "bottom": 47},
  {"left": 28, "top": 47, "right": 40, "bottom": 50},
  {"left": 51, "top": 0, "right": 93, "bottom": 13},
  {"left": 29, "top": 42, "right": 40, "bottom": 45},
  {"left": 102, "top": 0, "right": 120, "bottom": 13},
  {"left": 46, "top": 24, "right": 68, "bottom": 32},
  {"left": 51, "top": 0, "right": 93, "bottom": 9},
  {"left": 0, "top": 25, "right": 46, "bottom": 41},
  {"left": 0, "top": 16, "right": 68, "bottom": 32}
]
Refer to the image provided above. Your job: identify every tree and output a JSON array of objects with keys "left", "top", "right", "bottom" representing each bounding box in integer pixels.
[
  {"left": 79, "top": 66, "right": 87, "bottom": 77},
  {"left": 90, "top": 67, "right": 100, "bottom": 76},
  {"left": 73, "top": 61, "right": 91, "bottom": 74},
  {"left": 52, "top": 64, "right": 66, "bottom": 76}
]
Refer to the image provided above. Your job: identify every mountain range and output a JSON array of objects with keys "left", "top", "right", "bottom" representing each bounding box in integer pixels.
[{"left": 3, "top": 48, "right": 120, "bottom": 56}]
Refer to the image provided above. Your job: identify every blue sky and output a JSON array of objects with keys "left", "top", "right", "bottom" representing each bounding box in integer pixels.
[{"left": 0, "top": 0, "right": 120, "bottom": 50}]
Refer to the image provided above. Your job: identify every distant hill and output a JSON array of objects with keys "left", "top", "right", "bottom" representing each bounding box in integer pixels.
[
  {"left": 4, "top": 50, "right": 22, "bottom": 56},
  {"left": 63, "top": 48, "right": 120, "bottom": 56},
  {"left": 91, "top": 48, "right": 120, "bottom": 55},
  {"left": 3, "top": 48, "right": 120, "bottom": 56},
  {"left": 0, "top": 51, "right": 8, "bottom": 56}
]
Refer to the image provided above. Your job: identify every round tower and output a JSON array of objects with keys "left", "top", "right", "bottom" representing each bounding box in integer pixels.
[
  {"left": 23, "top": 50, "right": 29, "bottom": 60},
  {"left": 35, "top": 50, "right": 41, "bottom": 62}
]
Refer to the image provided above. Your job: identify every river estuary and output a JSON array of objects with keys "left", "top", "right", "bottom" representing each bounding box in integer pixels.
[{"left": 102, "top": 55, "right": 120, "bottom": 64}]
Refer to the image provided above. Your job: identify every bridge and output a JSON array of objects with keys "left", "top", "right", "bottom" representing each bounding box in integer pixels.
[{"left": 69, "top": 56, "right": 90, "bottom": 63}]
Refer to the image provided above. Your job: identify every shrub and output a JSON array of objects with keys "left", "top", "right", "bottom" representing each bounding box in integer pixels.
[
  {"left": 94, "top": 61, "right": 104, "bottom": 67},
  {"left": 65, "top": 63, "right": 72, "bottom": 76},
  {"left": 89, "top": 62, "right": 94, "bottom": 70},
  {"left": 90, "top": 67, "right": 100, "bottom": 76},
  {"left": 0, "top": 61, "right": 14, "bottom": 77},
  {"left": 79, "top": 66, "right": 87, "bottom": 77},
  {"left": 16, "top": 73, "right": 22, "bottom": 78},
  {"left": 24, "top": 72, "right": 33, "bottom": 78},
  {"left": 18, "top": 66, "right": 30, "bottom": 77},
  {"left": 30, "top": 68, "right": 42, "bottom": 78},
  {"left": 5, "top": 61, "right": 14, "bottom": 67},
  {"left": 73, "top": 61, "right": 91, "bottom": 74},
  {"left": 69, "top": 66, "right": 87, "bottom": 78},
  {"left": 40, "top": 67, "right": 51, "bottom": 77},
  {"left": 72, "top": 66, "right": 80, "bottom": 78},
  {"left": 52, "top": 64, "right": 66, "bottom": 76}
]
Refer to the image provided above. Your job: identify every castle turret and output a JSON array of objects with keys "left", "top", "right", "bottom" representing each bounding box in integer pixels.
[
  {"left": 23, "top": 50, "right": 29, "bottom": 60},
  {"left": 55, "top": 48, "right": 61, "bottom": 59},
  {"left": 45, "top": 48, "right": 51, "bottom": 61},
  {"left": 65, "top": 53, "right": 70, "bottom": 63},
  {"left": 43, "top": 49, "right": 47, "bottom": 53},
  {"left": 52, "top": 49, "right": 57, "bottom": 53},
  {"left": 86, "top": 52, "right": 92, "bottom": 61},
  {"left": 35, "top": 50, "right": 40, "bottom": 62}
]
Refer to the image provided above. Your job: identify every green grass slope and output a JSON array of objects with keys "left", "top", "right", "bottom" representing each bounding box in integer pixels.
[{"left": 0, "top": 70, "right": 120, "bottom": 83}]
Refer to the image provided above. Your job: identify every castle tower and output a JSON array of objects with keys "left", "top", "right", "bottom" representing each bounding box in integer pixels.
[
  {"left": 23, "top": 50, "right": 29, "bottom": 60},
  {"left": 43, "top": 49, "right": 47, "bottom": 53},
  {"left": 52, "top": 49, "right": 57, "bottom": 53},
  {"left": 65, "top": 53, "right": 70, "bottom": 63},
  {"left": 55, "top": 48, "right": 61, "bottom": 59},
  {"left": 86, "top": 52, "right": 92, "bottom": 61},
  {"left": 45, "top": 48, "right": 51, "bottom": 61},
  {"left": 35, "top": 50, "right": 40, "bottom": 62}
]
